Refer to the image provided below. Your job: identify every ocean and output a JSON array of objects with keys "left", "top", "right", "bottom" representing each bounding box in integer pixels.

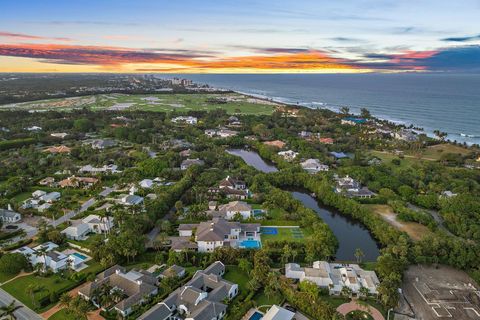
[{"left": 167, "top": 73, "right": 480, "bottom": 145}]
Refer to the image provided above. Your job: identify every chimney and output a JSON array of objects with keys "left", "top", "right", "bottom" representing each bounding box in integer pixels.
[{"left": 8, "top": 204, "right": 13, "bottom": 211}]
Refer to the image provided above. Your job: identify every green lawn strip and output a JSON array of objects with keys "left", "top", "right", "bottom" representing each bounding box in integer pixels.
[
  {"left": 319, "top": 295, "right": 350, "bottom": 308},
  {"left": 0, "top": 272, "right": 17, "bottom": 284},
  {"left": 67, "top": 233, "right": 104, "bottom": 248}
]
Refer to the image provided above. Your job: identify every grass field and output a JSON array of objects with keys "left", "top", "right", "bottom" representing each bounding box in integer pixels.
[
  {"left": 7, "top": 93, "right": 277, "bottom": 115},
  {"left": 224, "top": 265, "right": 250, "bottom": 293}
]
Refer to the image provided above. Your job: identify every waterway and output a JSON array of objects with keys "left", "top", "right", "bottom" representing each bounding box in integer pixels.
[{"left": 227, "top": 148, "right": 380, "bottom": 261}]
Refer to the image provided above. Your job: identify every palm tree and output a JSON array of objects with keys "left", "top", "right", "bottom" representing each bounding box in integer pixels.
[
  {"left": 0, "top": 301, "right": 22, "bottom": 320},
  {"left": 59, "top": 293, "right": 73, "bottom": 309},
  {"left": 359, "top": 286, "right": 370, "bottom": 299},
  {"left": 354, "top": 248, "right": 365, "bottom": 264},
  {"left": 34, "top": 246, "right": 49, "bottom": 273},
  {"left": 341, "top": 286, "right": 353, "bottom": 298}
]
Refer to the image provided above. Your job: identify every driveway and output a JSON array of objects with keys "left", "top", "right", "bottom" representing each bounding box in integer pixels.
[
  {"left": 337, "top": 300, "right": 385, "bottom": 320},
  {"left": 0, "top": 288, "right": 42, "bottom": 320}
]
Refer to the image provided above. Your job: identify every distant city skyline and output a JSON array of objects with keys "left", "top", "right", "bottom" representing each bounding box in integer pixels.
[{"left": 1, "top": 0, "right": 479, "bottom": 73}]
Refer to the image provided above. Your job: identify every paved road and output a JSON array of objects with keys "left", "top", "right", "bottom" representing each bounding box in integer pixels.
[
  {"left": 52, "top": 197, "right": 95, "bottom": 227},
  {"left": 0, "top": 288, "right": 43, "bottom": 320},
  {"left": 407, "top": 203, "right": 455, "bottom": 237}
]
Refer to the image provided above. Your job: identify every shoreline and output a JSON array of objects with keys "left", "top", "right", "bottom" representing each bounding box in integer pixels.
[{"left": 231, "top": 90, "right": 478, "bottom": 147}]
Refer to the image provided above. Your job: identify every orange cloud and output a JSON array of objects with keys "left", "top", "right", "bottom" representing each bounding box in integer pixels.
[{"left": 0, "top": 31, "right": 72, "bottom": 42}]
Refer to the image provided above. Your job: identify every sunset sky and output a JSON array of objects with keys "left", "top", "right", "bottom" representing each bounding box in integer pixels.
[{"left": 1, "top": 0, "right": 479, "bottom": 73}]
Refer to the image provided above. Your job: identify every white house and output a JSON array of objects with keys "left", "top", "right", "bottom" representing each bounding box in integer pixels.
[
  {"left": 0, "top": 206, "right": 21, "bottom": 224},
  {"left": 278, "top": 150, "right": 299, "bottom": 161},
  {"left": 285, "top": 261, "right": 380, "bottom": 296},
  {"left": 178, "top": 218, "right": 261, "bottom": 252},
  {"left": 172, "top": 116, "right": 197, "bottom": 125},
  {"left": 180, "top": 158, "right": 205, "bottom": 170},
  {"left": 334, "top": 175, "right": 375, "bottom": 198},
  {"left": 300, "top": 159, "right": 329, "bottom": 174},
  {"left": 14, "top": 242, "right": 85, "bottom": 273},
  {"left": 62, "top": 214, "right": 114, "bottom": 241},
  {"left": 216, "top": 201, "right": 253, "bottom": 220},
  {"left": 262, "top": 305, "right": 295, "bottom": 320},
  {"left": 79, "top": 164, "right": 120, "bottom": 174}
]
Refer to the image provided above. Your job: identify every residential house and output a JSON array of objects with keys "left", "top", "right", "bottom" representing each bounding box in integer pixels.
[
  {"left": 179, "top": 149, "right": 192, "bottom": 157},
  {"left": 330, "top": 152, "right": 349, "bottom": 160},
  {"left": 0, "top": 206, "right": 21, "bottom": 224},
  {"left": 79, "top": 164, "right": 120, "bottom": 174},
  {"left": 227, "top": 116, "right": 241, "bottom": 126},
  {"left": 38, "top": 177, "right": 56, "bottom": 187},
  {"left": 14, "top": 242, "right": 85, "bottom": 273},
  {"left": 440, "top": 190, "right": 458, "bottom": 198},
  {"left": 78, "top": 265, "right": 158, "bottom": 317},
  {"left": 90, "top": 139, "right": 117, "bottom": 149},
  {"left": 58, "top": 176, "right": 99, "bottom": 188},
  {"left": 300, "top": 159, "right": 329, "bottom": 174},
  {"left": 278, "top": 150, "right": 299, "bottom": 161},
  {"left": 334, "top": 175, "right": 375, "bottom": 198},
  {"left": 178, "top": 218, "right": 261, "bottom": 252},
  {"left": 394, "top": 129, "right": 418, "bottom": 142},
  {"left": 121, "top": 194, "right": 144, "bottom": 206},
  {"left": 263, "top": 140, "right": 286, "bottom": 149},
  {"left": 285, "top": 261, "right": 380, "bottom": 295},
  {"left": 159, "top": 265, "right": 186, "bottom": 279},
  {"left": 50, "top": 132, "right": 68, "bottom": 139},
  {"left": 25, "top": 126, "right": 42, "bottom": 131},
  {"left": 45, "top": 145, "right": 71, "bottom": 154},
  {"left": 341, "top": 117, "right": 367, "bottom": 126},
  {"left": 209, "top": 201, "right": 253, "bottom": 220},
  {"left": 262, "top": 305, "right": 295, "bottom": 320},
  {"left": 62, "top": 214, "right": 114, "bottom": 240},
  {"left": 172, "top": 116, "right": 198, "bottom": 125},
  {"left": 319, "top": 137, "right": 334, "bottom": 144},
  {"left": 181, "top": 158, "right": 205, "bottom": 170},
  {"left": 138, "top": 261, "right": 237, "bottom": 320}
]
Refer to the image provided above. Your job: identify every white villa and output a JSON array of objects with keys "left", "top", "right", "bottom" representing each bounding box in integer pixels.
[
  {"left": 208, "top": 201, "right": 253, "bottom": 220},
  {"left": 14, "top": 242, "right": 86, "bottom": 273},
  {"left": 0, "top": 206, "right": 21, "bottom": 224},
  {"left": 278, "top": 150, "right": 299, "bottom": 161},
  {"left": 285, "top": 261, "right": 380, "bottom": 296},
  {"left": 62, "top": 214, "right": 114, "bottom": 240},
  {"left": 172, "top": 116, "right": 198, "bottom": 125},
  {"left": 334, "top": 175, "right": 375, "bottom": 198},
  {"left": 22, "top": 190, "right": 61, "bottom": 211},
  {"left": 178, "top": 218, "right": 261, "bottom": 252},
  {"left": 79, "top": 164, "right": 120, "bottom": 174},
  {"left": 300, "top": 159, "right": 329, "bottom": 174}
]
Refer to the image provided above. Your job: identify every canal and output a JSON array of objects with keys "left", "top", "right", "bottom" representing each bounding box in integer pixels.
[{"left": 227, "top": 148, "right": 380, "bottom": 261}]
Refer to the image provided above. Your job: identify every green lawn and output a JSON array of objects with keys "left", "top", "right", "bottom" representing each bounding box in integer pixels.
[
  {"left": 224, "top": 265, "right": 249, "bottom": 293},
  {"left": 253, "top": 290, "right": 284, "bottom": 307},
  {"left": 48, "top": 309, "right": 77, "bottom": 320},
  {"left": 0, "top": 272, "right": 17, "bottom": 284},
  {"left": 67, "top": 233, "right": 104, "bottom": 249},
  {"left": 1, "top": 261, "right": 104, "bottom": 312}
]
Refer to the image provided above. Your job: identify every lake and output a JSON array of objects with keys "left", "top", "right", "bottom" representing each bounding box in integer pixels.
[{"left": 227, "top": 148, "right": 380, "bottom": 261}]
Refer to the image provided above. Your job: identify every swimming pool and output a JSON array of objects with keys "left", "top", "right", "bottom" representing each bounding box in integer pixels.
[
  {"left": 249, "top": 311, "right": 263, "bottom": 320},
  {"left": 72, "top": 252, "right": 88, "bottom": 260},
  {"left": 239, "top": 239, "right": 261, "bottom": 249}
]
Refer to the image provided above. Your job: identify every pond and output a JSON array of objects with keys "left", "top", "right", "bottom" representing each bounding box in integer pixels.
[{"left": 227, "top": 148, "right": 380, "bottom": 261}]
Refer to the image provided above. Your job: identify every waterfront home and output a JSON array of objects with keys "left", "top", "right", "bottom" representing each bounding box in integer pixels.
[
  {"left": 300, "top": 159, "right": 329, "bottom": 174},
  {"left": 58, "top": 176, "right": 99, "bottom": 188},
  {"left": 159, "top": 265, "right": 186, "bottom": 279},
  {"left": 393, "top": 129, "right": 418, "bottom": 142},
  {"left": 79, "top": 164, "right": 120, "bottom": 174},
  {"left": 172, "top": 116, "right": 198, "bottom": 125},
  {"left": 78, "top": 265, "right": 158, "bottom": 317},
  {"left": 285, "top": 261, "right": 380, "bottom": 296},
  {"left": 178, "top": 218, "right": 261, "bottom": 252},
  {"left": 341, "top": 117, "right": 367, "bottom": 126},
  {"left": 62, "top": 214, "right": 114, "bottom": 240},
  {"left": 262, "top": 305, "right": 295, "bottom": 320},
  {"left": 14, "top": 242, "right": 85, "bottom": 273},
  {"left": 205, "top": 128, "right": 238, "bottom": 138},
  {"left": 45, "top": 145, "right": 71, "bottom": 154},
  {"left": 263, "top": 140, "right": 286, "bottom": 149},
  {"left": 139, "top": 261, "right": 237, "bottom": 320},
  {"left": 0, "top": 206, "right": 21, "bottom": 223},
  {"left": 278, "top": 150, "right": 299, "bottom": 161},
  {"left": 180, "top": 158, "right": 205, "bottom": 170},
  {"left": 334, "top": 175, "right": 375, "bottom": 198}
]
